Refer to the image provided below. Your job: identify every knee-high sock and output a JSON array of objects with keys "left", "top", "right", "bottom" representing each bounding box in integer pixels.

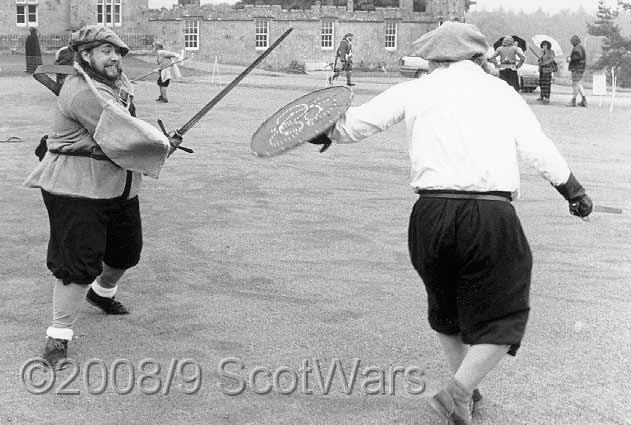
[
  {"left": 47, "top": 280, "right": 90, "bottom": 341},
  {"left": 91, "top": 279, "right": 117, "bottom": 298}
]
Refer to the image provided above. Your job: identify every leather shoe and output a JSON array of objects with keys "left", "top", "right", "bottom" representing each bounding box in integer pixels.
[{"left": 86, "top": 288, "right": 129, "bottom": 315}]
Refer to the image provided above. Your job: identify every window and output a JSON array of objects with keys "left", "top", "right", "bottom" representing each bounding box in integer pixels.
[
  {"left": 97, "top": 0, "right": 122, "bottom": 27},
  {"left": 412, "top": 0, "right": 426, "bottom": 12},
  {"left": 16, "top": 0, "right": 38, "bottom": 27},
  {"left": 184, "top": 20, "right": 199, "bottom": 50},
  {"left": 385, "top": 21, "right": 397, "bottom": 50},
  {"left": 321, "top": 21, "right": 334, "bottom": 50},
  {"left": 255, "top": 20, "right": 269, "bottom": 50}
]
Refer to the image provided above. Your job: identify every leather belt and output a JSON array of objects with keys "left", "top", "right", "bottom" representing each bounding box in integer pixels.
[
  {"left": 416, "top": 190, "right": 512, "bottom": 203},
  {"left": 48, "top": 149, "right": 111, "bottom": 161}
]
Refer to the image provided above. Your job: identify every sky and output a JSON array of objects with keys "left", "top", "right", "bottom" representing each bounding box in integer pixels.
[
  {"left": 472, "top": 0, "right": 601, "bottom": 13},
  {"left": 147, "top": 0, "right": 603, "bottom": 12}
]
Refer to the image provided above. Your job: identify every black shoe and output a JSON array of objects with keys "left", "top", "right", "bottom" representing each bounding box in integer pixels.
[
  {"left": 579, "top": 97, "right": 587, "bottom": 107},
  {"left": 156, "top": 96, "right": 164, "bottom": 102},
  {"left": 86, "top": 288, "right": 129, "bottom": 315},
  {"left": 347, "top": 82, "right": 355, "bottom": 87},
  {"left": 161, "top": 98, "right": 169, "bottom": 103},
  {"left": 43, "top": 337, "right": 68, "bottom": 370}
]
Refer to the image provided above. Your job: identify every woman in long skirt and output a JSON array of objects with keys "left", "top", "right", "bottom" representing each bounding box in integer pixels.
[
  {"left": 25, "top": 27, "right": 42, "bottom": 73},
  {"left": 537, "top": 40, "right": 556, "bottom": 104}
]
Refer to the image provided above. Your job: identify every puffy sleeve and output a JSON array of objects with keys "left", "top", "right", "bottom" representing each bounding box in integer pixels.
[
  {"left": 332, "top": 81, "right": 410, "bottom": 144},
  {"left": 511, "top": 92, "right": 570, "bottom": 185}
]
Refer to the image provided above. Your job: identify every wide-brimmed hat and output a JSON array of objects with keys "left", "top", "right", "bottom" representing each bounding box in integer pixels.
[
  {"left": 412, "top": 22, "right": 489, "bottom": 62},
  {"left": 70, "top": 25, "right": 130, "bottom": 56}
]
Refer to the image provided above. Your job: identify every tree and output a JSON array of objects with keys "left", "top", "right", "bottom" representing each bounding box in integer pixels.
[{"left": 588, "top": 0, "right": 631, "bottom": 86}]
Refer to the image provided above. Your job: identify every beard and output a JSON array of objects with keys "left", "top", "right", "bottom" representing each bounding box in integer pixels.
[
  {"left": 78, "top": 60, "right": 121, "bottom": 90},
  {"left": 89, "top": 57, "right": 122, "bottom": 82}
]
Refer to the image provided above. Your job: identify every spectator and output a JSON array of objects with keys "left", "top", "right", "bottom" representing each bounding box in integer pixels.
[
  {"left": 25, "top": 27, "right": 42, "bottom": 74},
  {"left": 488, "top": 35, "right": 525, "bottom": 92},
  {"left": 537, "top": 40, "right": 556, "bottom": 104},
  {"left": 567, "top": 35, "right": 587, "bottom": 107}
]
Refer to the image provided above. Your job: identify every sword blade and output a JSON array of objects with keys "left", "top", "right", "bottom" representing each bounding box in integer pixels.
[
  {"left": 130, "top": 56, "right": 190, "bottom": 83},
  {"left": 176, "top": 27, "right": 293, "bottom": 136},
  {"left": 594, "top": 205, "right": 623, "bottom": 214}
]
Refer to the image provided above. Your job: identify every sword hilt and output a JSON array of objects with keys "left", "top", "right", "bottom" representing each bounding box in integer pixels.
[{"left": 157, "top": 119, "right": 193, "bottom": 153}]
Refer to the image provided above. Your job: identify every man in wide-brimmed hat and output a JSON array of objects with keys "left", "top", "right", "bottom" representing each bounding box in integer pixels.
[
  {"left": 308, "top": 21, "right": 592, "bottom": 424},
  {"left": 330, "top": 32, "right": 355, "bottom": 86},
  {"left": 24, "top": 24, "right": 183, "bottom": 369}
]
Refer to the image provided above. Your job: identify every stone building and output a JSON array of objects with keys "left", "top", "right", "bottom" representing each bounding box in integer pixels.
[
  {"left": 147, "top": 0, "right": 468, "bottom": 70},
  {"left": 0, "top": 0, "right": 151, "bottom": 34},
  {"left": 0, "top": 0, "right": 467, "bottom": 68},
  {"left": 0, "top": 0, "right": 153, "bottom": 51}
]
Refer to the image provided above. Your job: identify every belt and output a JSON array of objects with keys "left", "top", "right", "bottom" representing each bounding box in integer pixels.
[
  {"left": 416, "top": 190, "right": 512, "bottom": 203},
  {"left": 48, "top": 149, "right": 111, "bottom": 161}
]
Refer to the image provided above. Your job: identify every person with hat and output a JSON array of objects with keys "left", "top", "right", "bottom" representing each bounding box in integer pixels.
[
  {"left": 567, "top": 35, "right": 587, "bottom": 107},
  {"left": 488, "top": 35, "right": 525, "bottom": 91},
  {"left": 23, "top": 24, "right": 184, "bottom": 369},
  {"left": 330, "top": 33, "right": 355, "bottom": 87},
  {"left": 307, "top": 22, "right": 592, "bottom": 424}
]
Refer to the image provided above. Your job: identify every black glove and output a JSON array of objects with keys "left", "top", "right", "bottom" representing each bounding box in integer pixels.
[
  {"left": 307, "top": 132, "right": 332, "bottom": 153},
  {"left": 554, "top": 172, "right": 593, "bottom": 218},
  {"left": 157, "top": 119, "right": 192, "bottom": 155},
  {"left": 35, "top": 135, "right": 48, "bottom": 161},
  {"left": 569, "top": 195, "right": 593, "bottom": 218}
]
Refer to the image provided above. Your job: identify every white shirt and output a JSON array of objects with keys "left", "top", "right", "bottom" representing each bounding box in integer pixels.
[{"left": 332, "top": 60, "right": 570, "bottom": 197}]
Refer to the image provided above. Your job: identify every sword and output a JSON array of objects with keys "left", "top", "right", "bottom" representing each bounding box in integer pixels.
[
  {"left": 130, "top": 56, "right": 190, "bottom": 83},
  {"left": 330, "top": 52, "right": 339, "bottom": 85},
  {"left": 580, "top": 204, "right": 623, "bottom": 222},
  {"left": 163, "top": 27, "right": 293, "bottom": 140},
  {"left": 594, "top": 205, "right": 622, "bottom": 214}
]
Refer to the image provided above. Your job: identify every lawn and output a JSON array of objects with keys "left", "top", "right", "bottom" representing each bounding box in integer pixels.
[{"left": 1, "top": 55, "right": 630, "bottom": 425}]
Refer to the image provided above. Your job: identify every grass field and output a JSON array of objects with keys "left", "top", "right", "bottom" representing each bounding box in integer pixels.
[{"left": 1, "top": 54, "right": 630, "bottom": 425}]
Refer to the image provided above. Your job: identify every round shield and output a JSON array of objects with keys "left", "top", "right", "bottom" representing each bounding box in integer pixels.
[{"left": 251, "top": 86, "right": 352, "bottom": 157}]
